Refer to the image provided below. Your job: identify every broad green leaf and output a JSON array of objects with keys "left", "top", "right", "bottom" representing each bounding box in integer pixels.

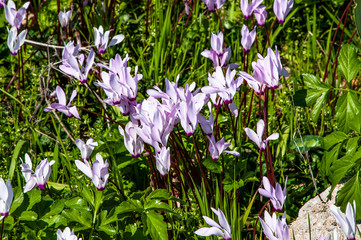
[
  {"left": 61, "top": 209, "right": 92, "bottom": 228},
  {"left": 329, "top": 154, "right": 357, "bottom": 186},
  {"left": 4, "top": 216, "right": 15, "bottom": 231},
  {"left": 310, "top": 91, "right": 329, "bottom": 122},
  {"left": 144, "top": 211, "right": 168, "bottom": 240},
  {"left": 41, "top": 200, "right": 65, "bottom": 220},
  {"left": 20, "top": 211, "right": 38, "bottom": 221},
  {"left": 321, "top": 143, "right": 342, "bottom": 176},
  {"left": 338, "top": 44, "right": 361, "bottom": 83},
  {"left": 203, "top": 158, "right": 222, "bottom": 173},
  {"left": 301, "top": 74, "right": 331, "bottom": 91},
  {"left": 346, "top": 137, "right": 361, "bottom": 155},
  {"left": 42, "top": 214, "right": 67, "bottom": 228},
  {"left": 223, "top": 178, "right": 244, "bottom": 193},
  {"left": 81, "top": 186, "right": 95, "bottom": 208},
  {"left": 323, "top": 131, "right": 348, "bottom": 150},
  {"left": 26, "top": 189, "right": 42, "bottom": 210},
  {"left": 144, "top": 199, "right": 173, "bottom": 212},
  {"left": 335, "top": 92, "right": 361, "bottom": 133},
  {"left": 116, "top": 200, "right": 143, "bottom": 215},
  {"left": 64, "top": 197, "right": 91, "bottom": 212},
  {"left": 337, "top": 172, "right": 361, "bottom": 220},
  {"left": 98, "top": 225, "right": 117, "bottom": 236},
  {"left": 147, "top": 189, "right": 171, "bottom": 200},
  {"left": 290, "top": 135, "right": 323, "bottom": 152},
  {"left": 10, "top": 186, "right": 24, "bottom": 214}
]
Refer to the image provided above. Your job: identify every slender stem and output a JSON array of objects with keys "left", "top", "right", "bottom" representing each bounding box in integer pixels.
[
  {"left": 262, "top": 18, "right": 277, "bottom": 55},
  {"left": 0, "top": 218, "right": 4, "bottom": 240},
  {"left": 192, "top": 135, "right": 210, "bottom": 194}
]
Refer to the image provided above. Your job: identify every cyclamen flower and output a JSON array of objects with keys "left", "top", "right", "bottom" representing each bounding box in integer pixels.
[
  {"left": 59, "top": 49, "right": 94, "bottom": 84},
  {"left": 330, "top": 201, "right": 356, "bottom": 240},
  {"left": 4, "top": 0, "right": 30, "bottom": 30},
  {"left": 240, "top": 0, "right": 263, "bottom": 19},
  {"left": 20, "top": 153, "right": 33, "bottom": 182},
  {"left": 207, "top": 135, "right": 239, "bottom": 161},
  {"left": 195, "top": 208, "right": 231, "bottom": 240},
  {"left": 258, "top": 176, "right": 287, "bottom": 212},
  {"left": 0, "top": 178, "right": 13, "bottom": 220},
  {"left": 184, "top": 1, "right": 190, "bottom": 15},
  {"left": 260, "top": 211, "right": 289, "bottom": 240},
  {"left": 0, "top": 0, "right": 6, "bottom": 8},
  {"left": 254, "top": 5, "right": 267, "bottom": 26},
  {"left": 198, "top": 102, "right": 214, "bottom": 136},
  {"left": 23, "top": 158, "right": 55, "bottom": 192},
  {"left": 201, "top": 32, "right": 239, "bottom": 69},
  {"left": 202, "top": 0, "right": 226, "bottom": 12},
  {"left": 94, "top": 26, "right": 125, "bottom": 54},
  {"left": 244, "top": 119, "right": 279, "bottom": 151},
  {"left": 119, "top": 122, "right": 144, "bottom": 158},
  {"left": 75, "top": 138, "right": 98, "bottom": 161},
  {"left": 240, "top": 46, "right": 289, "bottom": 91},
  {"left": 154, "top": 146, "right": 171, "bottom": 177},
  {"left": 75, "top": 153, "right": 109, "bottom": 191},
  {"left": 44, "top": 86, "right": 81, "bottom": 119},
  {"left": 58, "top": 9, "right": 72, "bottom": 28},
  {"left": 57, "top": 227, "right": 82, "bottom": 240},
  {"left": 7, "top": 26, "right": 27, "bottom": 55},
  {"left": 241, "top": 25, "right": 256, "bottom": 52},
  {"left": 273, "top": 0, "right": 294, "bottom": 23}
]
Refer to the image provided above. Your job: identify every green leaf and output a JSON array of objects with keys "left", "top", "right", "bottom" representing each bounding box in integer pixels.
[
  {"left": 338, "top": 44, "right": 361, "bottom": 83},
  {"left": 329, "top": 154, "right": 357, "bottom": 186},
  {"left": 98, "top": 225, "right": 117, "bottom": 236},
  {"left": 81, "top": 186, "right": 95, "bottom": 208},
  {"left": 301, "top": 73, "right": 331, "bottom": 91},
  {"left": 203, "top": 158, "right": 222, "bottom": 173},
  {"left": 144, "top": 200, "right": 173, "bottom": 212},
  {"left": 290, "top": 135, "right": 323, "bottom": 152},
  {"left": 223, "top": 178, "right": 244, "bottom": 193},
  {"left": 323, "top": 131, "right": 348, "bottom": 150},
  {"left": 335, "top": 92, "right": 361, "bottom": 133},
  {"left": 310, "top": 91, "right": 329, "bottom": 122},
  {"left": 143, "top": 211, "right": 168, "bottom": 240},
  {"left": 337, "top": 172, "right": 361, "bottom": 220},
  {"left": 147, "top": 189, "right": 171, "bottom": 200},
  {"left": 10, "top": 186, "right": 24, "bottom": 214},
  {"left": 321, "top": 143, "right": 342, "bottom": 176},
  {"left": 116, "top": 200, "right": 144, "bottom": 215},
  {"left": 64, "top": 197, "right": 91, "bottom": 212},
  {"left": 61, "top": 209, "right": 92, "bottom": 228},
  {"left": 26, "top": 189, "right": 42, "bottom": 210},
  {"left": 19, "top": 211, "right": 38, "bottom": 221}
]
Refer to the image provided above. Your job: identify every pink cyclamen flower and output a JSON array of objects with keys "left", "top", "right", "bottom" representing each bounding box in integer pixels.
[
  {"left": 201, "top": 32, "right": 239, "bottom": 69},
  {"left": 75, "top": 153, "right": 109, "bottom": 191},
  {"left": 75, "top": 138, "right": 98, "bottom": 161},
  {"left": 244, "top": 119, "right": 279, "bottom": 151},
  {"left": 20, "top": 153, "right": 33, "bottom": 182},
  {"left": 7, "top": 26, "right": 27, "bottom": 55},
  {"left": 94, "top": 26, "right": 125, "bottom": 54},
  {"left": 254, "top": 5, "right": 267, "bottom": 26},
  {"left": 258, "top": 176, "right": 288, "bottom": 212},
  {"left": 44, "top": 86, "right": 81, "bottom": 119},
  {"left": 273, "top": 0, "right": 294, "bottom": 23},
  {"left": 241, "top": 25, "right": 256, "bottom": 52},
  {"left": 260, "top": 211, "right": 289, "bottom": 240},
  {"left": 0, "top": 0, "right": 6, "bottom": 8},
  {"left": 154, "top": 146, "right": 171, "bottom": 177},
  {"left": 207, "top": 135, "right": 239, "bottom": 161},
  {"left": 119, "top": 122, "right": 144, "bottom": 158},
  {"left": 240, "top": 0, "right": 263, "bottom": 19},
  {"left": 4, "top": 0, "right": 30, "bottom": 30},
  {"left": 58, "top": 9, "right": 72, "bottom": 28},
  {"left": 198, "top": 102, "right": 214, "bottom": 136},
  {"left": 202, "top": 0, "right": 226, "bottom": 12},
  {"left": 23, "top": 158, "right": 55, "bottom": 192},
  {"left": 57, "top": 227, "right": 82, "bottom": 240},
  {"left": 195, "top": 208, "right": 231, "bottom": 240},
  {"left": 330, "top": 201, "right": 356, "bottom": 240},
  {"left": 184, "top": 1, "right": 190, "bottom": 15},
  {"left": 59, "top": 48, "right": 94, "bottom": 84},
  {"left": 0, "top": 178, "right": 13, "bottom": 220}
]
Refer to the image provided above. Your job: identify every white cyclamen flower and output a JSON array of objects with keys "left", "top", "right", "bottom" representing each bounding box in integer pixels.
[
  {"left": 330, "top": 201, "right": 356, "bottom": 240},
  {"left": 0, "top": 178, "right": 13, "bottom": 220}
]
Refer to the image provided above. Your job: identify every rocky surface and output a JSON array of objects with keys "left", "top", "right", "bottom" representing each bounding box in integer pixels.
[{"left": 289, "top": 185, "right": 361, "bottom": 240}]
